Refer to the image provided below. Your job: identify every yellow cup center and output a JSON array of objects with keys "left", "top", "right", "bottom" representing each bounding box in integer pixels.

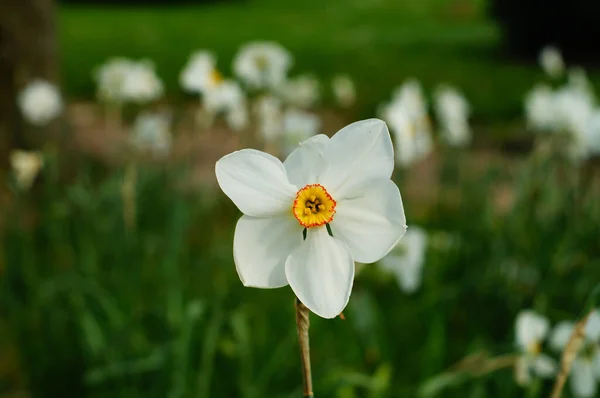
[{"left": 292, "top": 184, "right": 336, "bottom": 228}]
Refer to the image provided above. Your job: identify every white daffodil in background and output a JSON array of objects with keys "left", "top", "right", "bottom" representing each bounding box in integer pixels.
[
  {"left": 121, "top": 60, "right": 164, "bottom": 104},
  {"left": 282, "top": 108, "right": 321, "bottom": 156},
  {"left": 226, "top": 104, "right": 249, "bottom": 132},
  {"left": 514, "top": 310, "right": 557, "bottom": 385},
  {"left": 254, "top": 95, "right": 283, "bottom": 144},
  {"left": 539, "top": 45, "right": 565, "bottom": 79},
  {"left": 380, "top": 81, "right": 433, "bottom": 167},
  {"left": 233, "top": 41, "right": 293, "bottom": 91},
  {"left": 523, "top": 70, "right": 600, "bottom": 162},
  {"left": 276, "top": 75, "right": 320, "bottom": 108},
  {"left": 583, "top": 111, "right": 600, "bottom": 155},
  {"left": 215, "top": 119, "right": 407, "bottom": 318},
  {"left": 524, "top": 84, "right": 557, "bottom": 132},
  {"left": 550, "top": 311, "right": 600, "bottom": 398},
  {"left": 378, "top": 226, "right": 427, "bottom": 294},
  {"left": 94, "top": 57, "right": 136, "bottom": 104},
  {"left": 10, "top": 150, "right": 44, "bottom": 190},
  {"left": 332, "top": 74, "right": 356, "bottom": 108},
  {"left": 18, "top": 79, "right": 63, "bottom": 126},
  {"left": 204, "top": 80, "right": 245, "bottom": 115},
  {"left": 130, "top": 112, "right": 172, "bottom": 158},
  {"left": 434, "top": 84, "right": 471, "bottom": 147},
  {"left": 179, "top": 51, "right": 222, "bottom": 95}
]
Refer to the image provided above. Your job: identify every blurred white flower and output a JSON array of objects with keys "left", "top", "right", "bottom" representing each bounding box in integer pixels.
[
  {"left": 583, "top": 111, "right": 600, "bottom": 155},
  {"left": 550, "top": 311, "right": 600, "bottom": 398},
  {"left": 215, "top": 119, "right": 407, "bottom": 318},
  {"left": 525, "top": 84, "right": 557, "bottom": 132},
  {"left": 553, "top": 87, "right": 596, "bottom": 160},
  {"left": 18, "top": 80, "right": 63, "bottom": 126},
  {"left": 282, "top": 108, "right": 321, "bottom": 156},
  {"left": 514, "top": 310, "right": 557, "bottom": 385},
  {"left": 131, "top": 112, "right": 172, "bottom": 157},
  {"left": 254, "top": 95, "right": 283, "bottom": 143},
  {"left": 434, "top": 85, "right": 471, "bottom": 147},
  {"left": 568, "top": 67, "right": 593, "bottom": 97},
  {"left": 539, "top": 46, "right": 565, "bottom": 79},
  {"left": 332, "top": 74, "right": 356, "bottom": 108},
  {"left": 233, "top": 41, "right": 293, "bottom": 90},
  {"left": 10, "top": 150, "right": 43, "bottom": 190},
  {"left": 379, "top": 226, "right": 427, "bottom": 294},
  {"left": 276, "top": 75, "right": 320, "bottom": 108},
  {"left": 204, "top": 80, "right": 245, "bottom": 114},
  {"left": 121, "top": 60, "right": 164, "bottom": 104},
  {"left": 226, "top": 104, "right": 249, "bottom": 132},
  {"left": 95, "top": 57, "right": 136, "bottom": 103},
  {"left": 380, "top": 82, "right": 433, "bottom": 167},
  {"left": 180, "top": 51, "right": 222, "bottom": 94}
]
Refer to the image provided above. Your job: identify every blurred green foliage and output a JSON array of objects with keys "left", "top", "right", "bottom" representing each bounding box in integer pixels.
[
  {"left": 58, "top": 0, "right": 600, "bottom": 123},
  {"left": 1, "top": 140, "right": 599, "bottom": 397}
]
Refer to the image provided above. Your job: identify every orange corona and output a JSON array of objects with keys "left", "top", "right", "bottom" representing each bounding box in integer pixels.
[{"left": 292, "top": 184, "right": 336, "bottom": 228}]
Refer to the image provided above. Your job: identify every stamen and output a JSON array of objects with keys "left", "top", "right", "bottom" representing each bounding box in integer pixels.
[{"left": 292, "top": 184, "right": 337, "bottom": 228}]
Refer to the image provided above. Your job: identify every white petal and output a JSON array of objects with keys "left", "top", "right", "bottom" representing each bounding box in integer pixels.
[
  {"left": 216, "top": 149, "right": 297, "bottom": 217},
  {"left": 516, "top": 310, "right": 550, "bottom": 349},
  {"left": 395, "top": 260, "right": 422, "bottom": 293},
  {"left": 550, "top": 321, "right": 576, "bottom": 352},
  {"left": 285, "top": 226, "right": 354, "bottom": 319},
  {"left": 593, "top": 351, "right": 600, "bottom": 378},
  {"left": 533, "top": 354, "right": 557, "bottom": 378},
  {"left": 571, "top": 359, "right": 597, "bottom": 398},
  {"left": 319, "top": 119, "right": 394, "bottom": 199},
  {"left": 585, "top": 310, "right": 600, "bottom": 341},
  {"left": 330, "top": 179, "right": 407, "bottom": 263},
  {"left": 515, "top": 356, "right": 532, "bottom": 386},
  {"left": 283, "top": 134, "right": 329, "bottom": 187},
  {"left": 233, "top": 215, "right": 303, "bottom": 288}
]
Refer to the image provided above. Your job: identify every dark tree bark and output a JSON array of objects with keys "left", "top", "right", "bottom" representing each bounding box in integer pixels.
[{"left": 0, "top": 0, "right": 59, "bottom": 164}]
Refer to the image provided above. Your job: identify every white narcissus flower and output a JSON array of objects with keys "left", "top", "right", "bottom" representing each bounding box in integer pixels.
[
  {"left": 514, "top": 310, "right": 557, "bottom": 385},
  {"left": 10, "top": 150, "right": 44, "bottom": 190},
  {"left": 524, "top": 84, "right": 557, "bottom": 132},
  {"left": 434, "top": 85, "right": 471, "bottom": 147},
  {"left": 226, "top": 104, "right": 249, "bottom": 132},
  {"left": 583, "top": 111, "right": 600, "bottom": 156},
  {"left": 553, "top": 87, "right": 596, "bottom": 161},
  {"left": 18, "top": 79, "right": 63, "bottom": 126},
  {"left": 282, "top": 108, "right": 321, "bottom": 156},
  {"left": 550, "top": 311, "right": 600, "bottom": 398},
  {"left": 276, "top": 75, "right": 320, "bottom": 108},
  {"left": 233, "top": 41, "right": 293, "bottom": 90},
  {"left": 130, "top": 112, "right": 172, "bottom": 158},
  {"left": 380, "top": 79, "right": 433, "bottom": 167},
  {"left": 380, "top": 99, "right": 433, "bottom": 167},
  {"left": 332, "top": 74, "right": 356, "bottom": 108},
  {"left": 204, "top": 80, "right": 245, "bottom": 114},
  {"left": 539, "top": 45, "right": 565, "bottom": 79},
  {"left": 121, "top": 60, "right": 164, "bottom": 104},
  {"left": 254, "top": 95, "right": 283, "bottom": 143},
  {"left": 215, "top": 119, "right": 407, "bottom": 318},
  {"left": 378, "top": 226, "right": 427, "bottom": 294},
  {"left": 94, "top": 57, "right": 136, "bottom": 103},
  {"left": 180, "top": 51, "right": 221, "bottom": 94}
]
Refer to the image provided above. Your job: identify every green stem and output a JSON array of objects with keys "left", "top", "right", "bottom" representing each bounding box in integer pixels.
[{"left": 295, "top": 298, "right": 314, "bottom": 397}]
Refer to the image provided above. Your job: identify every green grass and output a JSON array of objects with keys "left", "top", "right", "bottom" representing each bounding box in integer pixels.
[
  {"left": 2, "top": 139, "right": 600, "bottom": 397},
  {"left": 59, "top": 0, "right": 571, "bottom": 122}
]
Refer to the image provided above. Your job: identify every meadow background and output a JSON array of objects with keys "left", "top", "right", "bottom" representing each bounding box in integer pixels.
[{"left": 2, "top": 0, "right": 600, "bottom": 397}]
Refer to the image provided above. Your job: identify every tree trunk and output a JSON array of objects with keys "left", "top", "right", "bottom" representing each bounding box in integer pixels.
[{"left": 0, "top": 0, "right": 59, "bottom": 164}]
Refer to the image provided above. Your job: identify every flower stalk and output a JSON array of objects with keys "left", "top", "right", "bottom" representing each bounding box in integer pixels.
[
  {"left": 295, "top": 298, "right": 314, "bottom": 397},
  {"left": 550, "top": 310, "right": 593, "bottom": 398}
]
